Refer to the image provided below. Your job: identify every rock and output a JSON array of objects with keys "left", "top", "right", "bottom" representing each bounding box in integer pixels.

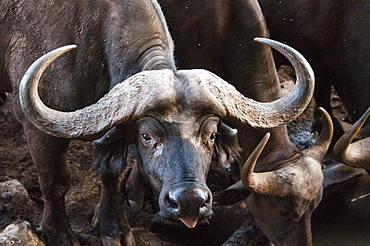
[
  {"left": 0, "top": 221, "right": 45, "bottom": 246},
  {"left": 0, "top": 179, "right": 40, "bottom": 229}
]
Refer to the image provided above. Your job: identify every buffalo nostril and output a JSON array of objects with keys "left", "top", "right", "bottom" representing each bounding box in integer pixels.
[
  {"left": 165, "top": 194, "right": 179, "bottom": 209},
  {"left": 201, "top": 195, "right": 211, "bottom": 208}
]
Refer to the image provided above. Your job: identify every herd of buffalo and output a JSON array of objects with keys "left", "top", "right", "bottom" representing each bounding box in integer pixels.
[{"left": 0, "top": 0, "right": 368, "bottom": 245}]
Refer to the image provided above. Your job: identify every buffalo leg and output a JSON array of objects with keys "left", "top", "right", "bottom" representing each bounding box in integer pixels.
[
  {"left": 93, "top": 136, "right": 135, "bottom": 246},
  {"left": 99, "top": 172, "right": 135, "bottom": 246},
  {"left": 22, "top": 121, "right": 79, "bottom": 246},
  {"left": 126, "top": 162, "right": 146, "bottom": 211}
]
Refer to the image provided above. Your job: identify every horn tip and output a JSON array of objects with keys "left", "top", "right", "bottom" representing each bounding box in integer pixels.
[
  {"left": 254, "top": 37, "right": 270, "bottom": 44},
  {"left": 318, "top": 107, "right": 329, "bottom": 117},
  {"left": 318, "top": 107, "right": 332, "bottom": 127},
  {"left": 261, "top": 132, "right": 271, "bottom": 145},
  {"left": 64, "top": 44, "right": 77, "bottom": 50}
]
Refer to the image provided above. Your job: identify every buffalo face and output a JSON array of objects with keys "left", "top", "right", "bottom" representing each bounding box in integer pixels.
[
  {"left": 247, "top": 192, "right": 322, "bottom": 246},
  {"left": 245, "top": 157, "right": 323, "bottom": 246},
  {"left": 136, "top": 114, "right": 220, "bottom": 227}
]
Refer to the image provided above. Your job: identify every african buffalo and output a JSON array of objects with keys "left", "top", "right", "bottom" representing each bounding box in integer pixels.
[
  {"left": 258, "top": 0, "right": 370, "bottom": 169},
  {"left": 213, "top": 107, "right": 332, "bottom": 246},
  {"left": 240, "top": 108, "right": 332, "bottom": 246},
  {"left": 157, "top": 1, "right": 332, "bottom": 245},
  {"left": 1, "top": 0, "right": 314, "bottom": 245}
]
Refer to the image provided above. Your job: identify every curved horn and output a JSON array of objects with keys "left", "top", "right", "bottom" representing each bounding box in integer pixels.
[
  {"left": 240, "top": 132, "right": 274, "bottom": 194},
  {"left": 20, "top": 38, "right": 313, "bottom": 139},
  {"left": 19, "top": 45, "right": 176, "bottom": 139},
  {"left": 333, "top": 107, "right": 370, "bottom": 169},
  {"left": 305, "top": 107, "right": 333, "bottom": 161},
  {"left": 208, "top": 38, "right": 314, "bottom": 128}
]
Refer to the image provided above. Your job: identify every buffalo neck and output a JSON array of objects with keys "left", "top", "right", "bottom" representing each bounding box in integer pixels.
[{"left": 103, "top": 0, "right": 176, "bottom": 89}]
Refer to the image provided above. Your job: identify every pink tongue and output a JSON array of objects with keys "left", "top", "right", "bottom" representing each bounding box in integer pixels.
[{"left": 179, "top": 217, "right": 199, "bottom": 228}]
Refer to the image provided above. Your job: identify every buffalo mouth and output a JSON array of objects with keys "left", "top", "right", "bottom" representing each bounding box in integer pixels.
[{"left": 150, "top": 212, "right": 212, "bottom": 229}]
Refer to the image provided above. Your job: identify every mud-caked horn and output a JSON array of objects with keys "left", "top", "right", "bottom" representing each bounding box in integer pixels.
[
  {"left": 176, "top": 38, "right": 315, "bottom": 129},
  {"left": 19, "top": 45, "right": 177, "bottom": 139},
  {"left": 207, "top": 38, "right": 315, "bottom": 128}
]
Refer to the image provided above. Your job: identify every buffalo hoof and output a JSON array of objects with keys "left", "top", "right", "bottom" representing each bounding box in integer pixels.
[
  {"left": 123, "top": 231, "right": 136, "bottom": 246},
  {"left": 36, "top": 226, "right": 80, "bottom": 246},
  {"left": 93, "top": 203, "right": 136, "bottom": 246},
  {"left": 101, "top": 231, "right": 136, "bottom": 246},
  {"left": 101, "top": 236, "right": 121, "bottom": 246}
]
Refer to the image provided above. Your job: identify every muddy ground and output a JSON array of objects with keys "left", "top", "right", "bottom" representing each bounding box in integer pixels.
[{"left": 0, "top": 66, "right": 369, "bottom": 245}]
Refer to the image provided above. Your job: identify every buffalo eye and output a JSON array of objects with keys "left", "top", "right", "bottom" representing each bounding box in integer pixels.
[
  {"left": 210, "top": 132, "right": 217, "bottom": 141},
  {"left": 141, "top": 133, "right": 152, "bottom": 142},
  {"left": 279, "top": 207, "right": 290, "bottom": 216}
]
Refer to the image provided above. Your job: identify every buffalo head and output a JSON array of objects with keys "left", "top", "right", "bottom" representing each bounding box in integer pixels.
[
  {"left": 19, "top": 38, "right": 314, "bottom": 229},
  {"left": 240, "top": 108, "right": 333, "bottom": 245}
]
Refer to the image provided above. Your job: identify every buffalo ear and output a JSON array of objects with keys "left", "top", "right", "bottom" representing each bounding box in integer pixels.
[
  {"left": 213, "top": 122, "right": 241, "bottom": 169},
  {"left": 213, "top": 181, "right": 251, "bottom": 205},
  {"left": 93, "top": 123, "right": 136, "bottom": 174},
  {"left": 125, "top": 144, "right": 149, "bottom": 210}
]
